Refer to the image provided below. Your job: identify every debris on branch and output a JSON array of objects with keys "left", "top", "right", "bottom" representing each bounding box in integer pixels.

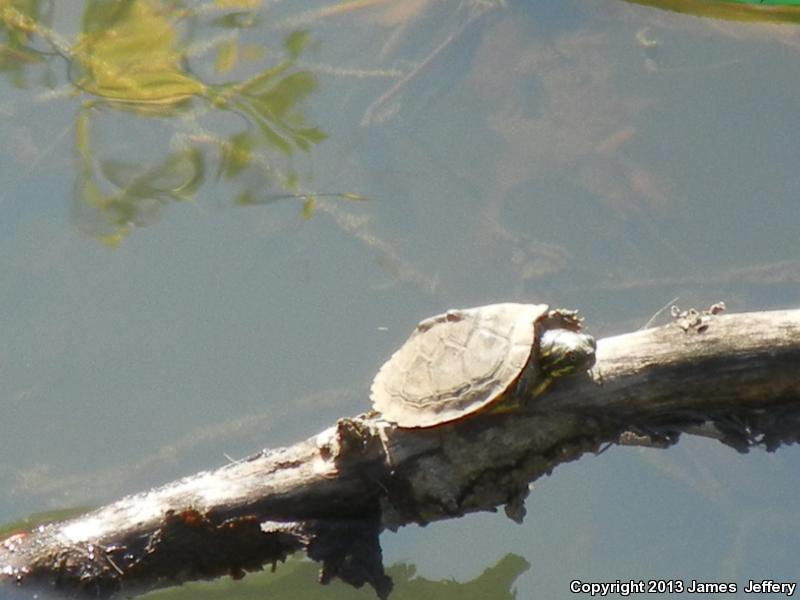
[{"left": 1, "top": 308, "right": 798, "bottom": 598}]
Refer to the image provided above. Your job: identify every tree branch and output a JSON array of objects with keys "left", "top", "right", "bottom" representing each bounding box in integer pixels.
[{"left": 1, "top": 308, "right": 798, "bottom": 598}]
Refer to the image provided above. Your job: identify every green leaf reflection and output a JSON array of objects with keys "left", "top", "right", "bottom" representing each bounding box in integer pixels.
[
  {"left": 0, "top": 1, "right": 339, "bottom": 245},
  {"left": 624, "top": 0, "right": 800, "bottom": 23},
  {"left": 76, "top": 119, "right": 206, "bottom": 245},
  {"left": 0, "top": 2, "right": 50, "bottom": 86},
  {"left": 72, "top": 1, "right": 206, "bottom": 108}
]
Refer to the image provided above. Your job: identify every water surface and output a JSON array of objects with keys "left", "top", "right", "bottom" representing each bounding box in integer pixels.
[{"left": 1, "top": 1, "right": 799, "bottom": 598}]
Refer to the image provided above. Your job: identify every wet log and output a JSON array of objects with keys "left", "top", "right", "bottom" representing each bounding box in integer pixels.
[{"left": 1, "top": 308, "right": 798, "bottom": 599}]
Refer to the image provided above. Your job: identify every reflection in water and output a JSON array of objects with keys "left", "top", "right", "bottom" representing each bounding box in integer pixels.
[
  {"left": 0, "top": 499, "right": 529, "bottom": 599},
  {"left": 139, "top": 553, "right": 530, "bottom": 600},
  {"left": 1, "top": 1, "right": 334, "bottom": 245},
  {"left": 624, "top": 0, "right": 800, "bottom": 24}
]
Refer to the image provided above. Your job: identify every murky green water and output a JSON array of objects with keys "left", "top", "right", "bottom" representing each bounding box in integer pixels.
[{"left": 1, "top": 1, "right": 799, "bottom": 598}]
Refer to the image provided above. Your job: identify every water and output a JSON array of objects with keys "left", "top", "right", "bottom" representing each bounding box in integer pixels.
[{"left": 1, "top": 1, "right": 799, "bottom": 598}]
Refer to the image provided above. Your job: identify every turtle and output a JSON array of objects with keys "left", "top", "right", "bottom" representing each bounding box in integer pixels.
[{"left": 370, "top": 303, "right": 596, "bottom": 428}]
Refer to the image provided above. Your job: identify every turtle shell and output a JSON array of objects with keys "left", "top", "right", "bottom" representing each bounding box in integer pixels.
[{"left": 370, "top": 303, "right": 549, "bottom": 428}]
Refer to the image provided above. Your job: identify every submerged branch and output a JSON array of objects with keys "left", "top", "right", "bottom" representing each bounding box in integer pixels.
[{"left": 1, "top": 308, "right": 798, "bottom": 598}]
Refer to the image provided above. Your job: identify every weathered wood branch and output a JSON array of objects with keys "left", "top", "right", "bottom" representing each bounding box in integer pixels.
[{"left": 1, "top": 309, "right": 799, "bottom": 598}]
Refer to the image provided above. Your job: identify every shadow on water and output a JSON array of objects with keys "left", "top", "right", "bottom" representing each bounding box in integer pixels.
[
  {"left": 0, "top": 504, "right": 529, "bottom": 600},
  {"left": 144, "top": 552, "right": 530, "bottom": 600}
]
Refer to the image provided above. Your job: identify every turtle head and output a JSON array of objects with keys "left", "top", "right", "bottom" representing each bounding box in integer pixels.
[{"left": 532, "top": 328, "right": 596, "bottom": 395}]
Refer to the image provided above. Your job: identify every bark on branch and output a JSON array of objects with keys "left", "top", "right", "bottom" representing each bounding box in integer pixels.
[{"left": 2, "top": 308, "right": 799, "bottom": 599}]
